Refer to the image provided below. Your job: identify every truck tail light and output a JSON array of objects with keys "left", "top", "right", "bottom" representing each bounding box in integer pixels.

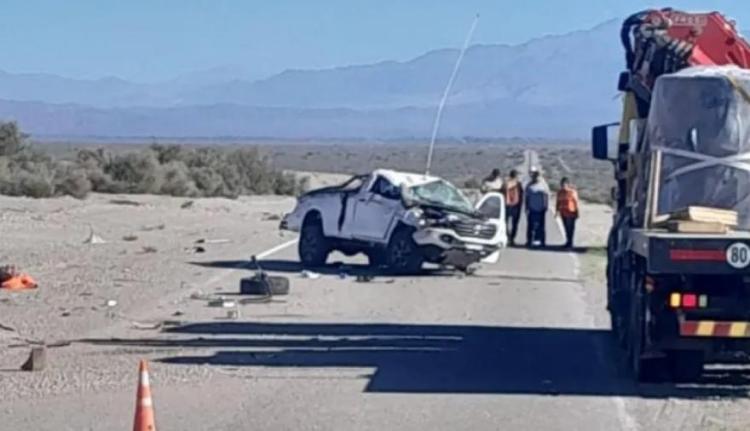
[
  {"left": 682, "top": 294, "right": 698, "bottom": 308},
  {"left": 669, "top": 292, "right": 708, "bottom": 309}
]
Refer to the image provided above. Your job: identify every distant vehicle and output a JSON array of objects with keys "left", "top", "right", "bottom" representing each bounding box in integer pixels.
[{"left": 281, "top": 169, "right": 507, "bottom": 273}]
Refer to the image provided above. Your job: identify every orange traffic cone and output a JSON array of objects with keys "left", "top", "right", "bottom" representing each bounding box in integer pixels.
[{"left": 133, "top": 360, "right": 156, "bottom": 431}]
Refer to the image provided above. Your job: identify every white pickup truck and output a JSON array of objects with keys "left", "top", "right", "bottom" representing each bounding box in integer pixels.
[{"left": 280, "top": 169, "right": 507, "bottom": 273}]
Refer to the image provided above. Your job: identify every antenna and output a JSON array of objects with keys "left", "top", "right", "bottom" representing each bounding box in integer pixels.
[{"left": 425, "top": 13, "right": 480, "bottom": 175}]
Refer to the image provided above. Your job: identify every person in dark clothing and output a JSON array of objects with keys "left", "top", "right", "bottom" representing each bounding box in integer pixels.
[
  {"left": 501, "top": 169, "right": 523, "bottom": 246},
  {"left": 525, "top": 167, "right": 549, "bottom": 247}
]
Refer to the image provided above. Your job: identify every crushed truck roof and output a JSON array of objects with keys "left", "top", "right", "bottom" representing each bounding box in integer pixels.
[{"left": 372, "top": 169, "right": 439, "bottom": 188}]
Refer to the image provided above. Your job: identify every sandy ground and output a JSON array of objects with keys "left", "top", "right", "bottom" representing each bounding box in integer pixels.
[
  {"left": 0, "top": 193, "right": 296, "bottom": 401},
  {"left": 1, "top": 176, "right": 750, "bottom": 430}
]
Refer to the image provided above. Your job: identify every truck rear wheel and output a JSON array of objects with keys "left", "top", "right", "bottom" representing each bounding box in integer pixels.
[
  {"left": 668, "top": 350, "right": 704, "bottom": 382},
  {"left": 299, "top": 215, "right": 330, "bottom": 267},
  {"left": 626, "top": 259, "right": 665, "bottom": 383}
]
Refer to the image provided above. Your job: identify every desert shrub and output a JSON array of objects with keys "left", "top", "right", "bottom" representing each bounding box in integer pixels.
[
  {"left": 0, "top": 121, "right": 304, "bottom": 199},
  {"left": 104, "top": 152, "right": 163, "bottom": 194},
  {"left": 160, "top": 161, "right": 199, "bottom": 197},
  {"left": 53, "top": 162, "right": 92, "bottom": 199},
  {"left": 463, "top": 177, "right": 481, "bottom": 189},
  {"left": 0, "top": 122, "right": 27, "bottom": 157}
]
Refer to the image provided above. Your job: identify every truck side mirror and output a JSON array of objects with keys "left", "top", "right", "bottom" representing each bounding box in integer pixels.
[{"left": 592, "top": 123, "right": 620, "bottom": 161}]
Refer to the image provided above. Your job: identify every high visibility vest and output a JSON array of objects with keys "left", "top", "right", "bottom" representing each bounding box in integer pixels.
[
  {"left": 504, "top": 181, "right": 521, "bottom": 206},
  {"left": 556, "top": 188, "right": 579, "bottom": 218}
]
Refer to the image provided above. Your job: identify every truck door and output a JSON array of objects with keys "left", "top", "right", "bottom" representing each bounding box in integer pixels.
[
  {"left": 347, "top": 176, "right": 402, "bottom": 242},
  {"left": 475, "top": 192, "right": 507, "bottom": 263}
]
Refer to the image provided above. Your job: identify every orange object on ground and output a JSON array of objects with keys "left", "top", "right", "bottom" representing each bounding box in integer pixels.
[
  {"left": 556, "top": 187, "right": 580, "bottom": 218},
  {"left": 0, "top": 274, "right": 37, "bottom": 290},
  {"left": 133, "top": 360, "right": 157, "bottom": 431}
]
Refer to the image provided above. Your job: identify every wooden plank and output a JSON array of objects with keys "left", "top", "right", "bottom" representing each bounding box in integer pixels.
[
  {"left": 666, "top": 220, "right": 729, "bottom": 234},
  {"left": 671, "top": 206, "right": 738, "bottom": 226}
]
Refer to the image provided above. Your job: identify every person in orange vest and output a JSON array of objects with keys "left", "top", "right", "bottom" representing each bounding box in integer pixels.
[
  {"left": 501, "top": 169, "right": 523, "bottom": 246},
  {"left": 555, "top": 177, "right": 580, "bottom": 249}
]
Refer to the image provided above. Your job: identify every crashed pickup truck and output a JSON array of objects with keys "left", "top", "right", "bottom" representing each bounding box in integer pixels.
[{"left": 280, "top": 169, "right": 507, "bottom": 273}]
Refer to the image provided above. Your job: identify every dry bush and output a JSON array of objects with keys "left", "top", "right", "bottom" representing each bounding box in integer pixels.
[{"left": 0, "top": 122, "right": 301, "bottom": 199}]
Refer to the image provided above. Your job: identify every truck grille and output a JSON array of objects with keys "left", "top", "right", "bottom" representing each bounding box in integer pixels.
[{"left": 453, "top": 222, "right": 497, "bottom": 239}]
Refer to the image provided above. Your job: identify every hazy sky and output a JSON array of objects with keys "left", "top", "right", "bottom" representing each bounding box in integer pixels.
[{"left": 2, "top": 0, "right": 748, "bottom": 82}]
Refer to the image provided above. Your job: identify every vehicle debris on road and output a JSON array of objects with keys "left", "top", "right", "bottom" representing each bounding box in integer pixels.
[
  {"left": 195, "top": 238, "right": 232, "bottom": 244},
  {"left": 300, "top": 270, "right": 321, "bottom": 279},
  {"left": 0, "top": 265, "right": 37, "bottom": 290}
]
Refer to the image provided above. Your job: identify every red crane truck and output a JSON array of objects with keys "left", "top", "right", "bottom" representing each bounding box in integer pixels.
[{"left": 592, "top": 9, "right": 750, "bottom": 382}]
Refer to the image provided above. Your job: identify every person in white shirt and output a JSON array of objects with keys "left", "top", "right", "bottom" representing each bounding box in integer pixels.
[{"left": 481, "top": 168, "right": 503, "bottom": 194}]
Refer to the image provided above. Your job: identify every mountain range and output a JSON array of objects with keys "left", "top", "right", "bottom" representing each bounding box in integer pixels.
[{"left": 0, "top": 19, "right": 631, "bottom": 139}]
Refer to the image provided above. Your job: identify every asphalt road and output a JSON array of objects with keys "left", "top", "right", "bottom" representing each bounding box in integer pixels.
[{"left": 4, "top": 161, "right": 750, "bottom": 430}]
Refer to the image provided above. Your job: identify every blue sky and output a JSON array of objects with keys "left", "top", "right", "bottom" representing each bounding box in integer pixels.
[{"left": 2, "top": 0, "right": 748, "bottom": 82}]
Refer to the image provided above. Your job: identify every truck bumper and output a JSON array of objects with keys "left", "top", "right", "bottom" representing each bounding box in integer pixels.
[
  {"left": 653, "top": 318, "right": 750, "bottom": 356},
  {"left": 413, "top": 228, "right": 501, "bottom": 267}
]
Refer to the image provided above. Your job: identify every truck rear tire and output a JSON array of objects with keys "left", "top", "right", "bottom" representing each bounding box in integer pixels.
[
  {"left": 299, "top": 215, "right": 330, "bottom": 268},
  {"left": 668, "top": 350, "right": 704, "bottom": 382},
  {"left": 626, "top": 259, "right": 665, "bottom": 383}
]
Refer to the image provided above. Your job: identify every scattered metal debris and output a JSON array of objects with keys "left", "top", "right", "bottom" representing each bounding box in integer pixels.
[
  {"left": 195, "top": 238, "right": 231, "bottom": 245},
  {"left": 140, "top": 246, "right": 158, "bottom": 254},
  {"left": 131, "top": 321, "right": 163, "bottom": 330},
  {"left": 262, "top": 212, "right": 282, "bottom": 221},
  {"left": 141, "top": 224, "right": 166, "bottom": 231},
  {"left": 208, "top": 298, "right": 236, "bottom": 308},
  {"left": 21, "top": 346, "right": 46, "bottom": 371},
  {"left": 84, "top": 227, "right": 106, "bottom": 244},
  {"left": 0, "top": 322, "right": 17, "bottom": 332},
  {"left": 109, "top": 199, "right": 141, "bottom": 206},
  {"left": 190, "top": 291, "right": 211, "bottom": 300},
  {"left": 300, "top": 270, "right": 320, "bottom": 279}
]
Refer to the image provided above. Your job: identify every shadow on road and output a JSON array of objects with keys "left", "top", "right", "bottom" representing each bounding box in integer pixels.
[
  {"left": 82, "top": 321, "right": 750, "bottom": 399},
  {"left": 191, "top": 259, "right": 454, "bottom": 278}
]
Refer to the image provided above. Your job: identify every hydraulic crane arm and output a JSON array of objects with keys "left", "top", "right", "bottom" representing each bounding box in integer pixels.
[{"left": 620, "top": 9, "right": 750, "bottom": 117}]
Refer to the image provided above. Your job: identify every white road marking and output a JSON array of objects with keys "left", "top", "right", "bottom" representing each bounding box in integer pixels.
[
  {"left": 554, "top": 213, "right": 565, "bottom": 238},
  {"left": 202, "top": 237, "right": 299, "bottom": 289},
  {"left": 256, "top": 238, "right": 299, "bottom": 260},
  {"left": 570, "top": 254, "right": 639, "bottom": 431},
  {"left": 543, "top": 155, "right": 639, "bottom": 431}
]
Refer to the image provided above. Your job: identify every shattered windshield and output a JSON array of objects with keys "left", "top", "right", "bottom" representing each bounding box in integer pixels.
[{"left": 408, "top": 179, "right": 475, "bottom": 214}]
